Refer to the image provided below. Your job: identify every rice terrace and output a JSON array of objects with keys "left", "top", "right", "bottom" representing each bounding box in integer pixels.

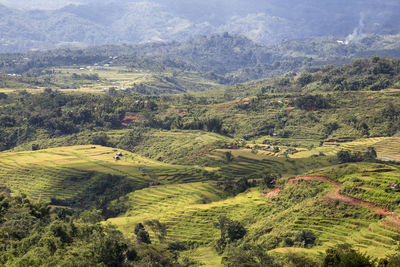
[{"left": 0, "top": 0, "right": 400, "bottom": 266}]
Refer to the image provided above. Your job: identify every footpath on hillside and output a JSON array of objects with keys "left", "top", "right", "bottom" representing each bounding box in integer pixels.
[{"left": 264, "top": 175, "right": 400, "bottom": 225}]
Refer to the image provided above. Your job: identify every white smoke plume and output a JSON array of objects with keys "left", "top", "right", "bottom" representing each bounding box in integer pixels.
[{"left": 345, "top": 13, "right": 366, "bottom": 45}]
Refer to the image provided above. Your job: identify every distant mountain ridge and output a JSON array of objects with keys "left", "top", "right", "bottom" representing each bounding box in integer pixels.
[
  {"left": 0, "top": 0, "right": 399, "bottom": 53},
  {"left": 2, "top": 33, "right": 400, "bottom": 86}
]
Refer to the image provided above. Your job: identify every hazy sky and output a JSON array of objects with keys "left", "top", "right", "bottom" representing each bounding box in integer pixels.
[{"left": 0, "top": 0, "right": 81, "bottom": 9}]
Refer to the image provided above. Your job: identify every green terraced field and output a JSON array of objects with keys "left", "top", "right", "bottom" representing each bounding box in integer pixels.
[
  {"left": 11, "top": 129, "right": 232, "bottom": 166},
  {"left": 135, "top": 130, "right": 232, "bottom": 165},
  {"left": 292, "top": 216, "right": 400, "bottom": 256},
  {"left": 52, "top": 66, "right": 222, "bottom": 94},
  {"left": 2, "top": 142, "right": 400, "bottom": 264},
  {"left": 292, "top": 137, "right": 390, "bottom": 158},
  {"left": 109, "top": 171, "right": 400, "bottom": 262},
  {"left": 211, "top": 150, "right": 335, "bottom": 178},
  {"left": 314, "top": 162, "right": 400, "bottom": 209},
  {"left": 374, "top": 137, "right": 400, "bottom": 162},
  {"left": 108, "top": 186, "right": 268, "bottom": 241},
  {"left": 0, "top": 145, "right": 208, "bottom": 202}
]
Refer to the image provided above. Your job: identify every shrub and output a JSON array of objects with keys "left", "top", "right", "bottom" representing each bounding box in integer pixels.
[
  {"left": 297, "top": 73, "right": 314, "bottom": 87},
  {"left": 295, "top": 230, "right": 316, "bottom": 248},
  {"left": 337, "top": 150, "right": 352, "bottom": 163},
  {"left": 222, "top": 245, "right": 278, "bottom": 267},
  {"left": 214, "top": 216, "right": 246, "bottom": 253},
  {"left": 381, "top": 253, "right": 400, "bottom": 267},
  {"left": 31, "top": 143, "right": 40, "bottom": 151},
  {"left": 137, "top": 229, "right": 151, "bottom": 244},
  {"left": 261, "top": 173, "right": 278, "bottom": 189},
  {"left": 323, "top": 244, "right": 374, "bottom": 267},
  {"left": 293, "top": 94, "right": 330, "bottom": 111},
  {"left": 284, "top": 253, "right": 321, "bottom": 267},
  {"left": 225, "top": 151, "right": 234, "bottom": 163},
  {"left": 90, "top": 132, "right": 109, "bottom": 146}
]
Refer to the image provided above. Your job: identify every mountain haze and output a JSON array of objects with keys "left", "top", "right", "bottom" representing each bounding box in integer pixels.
[{"left": 0, "top": 0, "right": 399, "bottom": 52}]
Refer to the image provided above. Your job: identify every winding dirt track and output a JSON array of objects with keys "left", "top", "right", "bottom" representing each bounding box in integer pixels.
[
  {"left": 265, "top": 175, "right": 392, "bottom": 217},
  {"left": 326, "top": 189, "right": 388, "bottom": 215},
  {"left": 264, "top": 175, "right": 400, "bottom": 227},
  {"left": 295, "top": 176, "right": 389, "bottom": 215},
  {"left": 264, "top": 188, "right": 280, "bottom": 197}
]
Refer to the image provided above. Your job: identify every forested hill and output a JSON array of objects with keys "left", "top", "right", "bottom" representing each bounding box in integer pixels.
[
  {"left": 265, "top": 57, "right": 400, "bottom": 93},
  {"left": 0, "top": 0, "right": 399, "bottom": 52},
  {"left": 2, "top": 33, "right": 400, "bottom": 84}
]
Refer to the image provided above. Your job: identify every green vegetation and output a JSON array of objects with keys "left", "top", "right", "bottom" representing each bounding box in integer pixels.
[
  {"left": 267, "top": 57, "right": 400, "bottom": 93},
  {"left": 0, "top": 193, "right": 194, "bottom": 266},
  {"left": 1, "top": 50, "right": 400, "bottom": 266},
  {"left": 0, "top": 146, "right": 213, "bottom": 216},
  {"left": 3, "top": 34, "right": 400, "bottom": 94}
]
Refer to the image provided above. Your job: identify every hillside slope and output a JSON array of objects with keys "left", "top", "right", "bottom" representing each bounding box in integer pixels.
[
  {"left": 0, "top": 145, "right": 210, "bottom": 214},
  {"left": 2, "top": 34, "right": 400, "bottom": 87},
  {"left": 0, "top": 0, "right": 399, "bottom": 52},
  {"left": 107, "top": 162, "right": 400, "bottom": 265}
]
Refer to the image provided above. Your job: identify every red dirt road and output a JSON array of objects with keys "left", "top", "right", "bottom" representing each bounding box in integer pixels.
[
  {"left": 295, "top": 176, "right": 388, "bottom": 214},
  {"left": 268, "top": 175, "right": 390, "bottom": 216},
  {"left": 263, "top": 175, "right": 400, "bottom": 226},
  {"left": 325, "top": 189, "right": 388, "bottom": 215},
  {"left": 264, "top": 188, "right": 280, "bottom": 197}
]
